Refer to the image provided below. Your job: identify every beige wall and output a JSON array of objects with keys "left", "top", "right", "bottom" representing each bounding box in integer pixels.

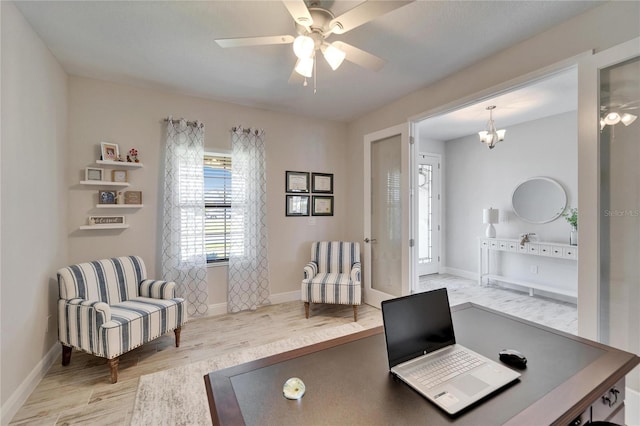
[
  {"left": 67, "top": 76, "right": 348, "bottom": 306},
  {"left": 1, "top": 1, "right": 68, "bottom": 410},
  {"left": 344, "top": 1, "right": 640, "bottom": 244}
]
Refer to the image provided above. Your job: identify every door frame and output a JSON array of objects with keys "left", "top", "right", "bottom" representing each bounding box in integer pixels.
[{"left": 363, "top": 123, "right": 413, "bottom": 307}]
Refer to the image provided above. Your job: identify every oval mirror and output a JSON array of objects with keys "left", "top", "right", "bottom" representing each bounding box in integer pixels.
[{"left": 511, "top": 177, "right": 567, "bottom": 223}]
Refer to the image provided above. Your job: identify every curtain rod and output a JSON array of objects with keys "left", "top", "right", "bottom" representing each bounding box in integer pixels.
[{"left": 164, "top": 117, "right": 203, "bottom": 128}]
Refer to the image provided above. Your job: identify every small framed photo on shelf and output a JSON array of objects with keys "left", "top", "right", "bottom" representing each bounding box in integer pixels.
[
  {"left": 124, "top": 190, "right": 142, "bottom": 205},
  {"left": 285, "top": 171, "right": 310, "bottom": 193},
  {"left": 312, "top": 196, "right": 334, "bottom": 216},
  {"left": 100, "top": 142, "right": 120, "bottom": 161},
  {"left": 111, "top": 170, "right": 128, "bottom": 183},
  {"left": 98, "top": 190, "right": 118, "bottom": 204},
  {"left": 85, "top": 167, "right": 104, "bottom": 181},
  {"left": 286, "top": 195, "right": 310, "bottom": 216},
  {"left": 312, "top": 173, "right": 333, "bottom": 194},
  {"left": 88, "top": 215, "right": 125, "bottom": 226}
]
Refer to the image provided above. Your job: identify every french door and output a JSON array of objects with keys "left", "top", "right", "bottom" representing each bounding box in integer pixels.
[
  {"left": 578, "top": 37, "right": 639, "bottom": 354},
  {"left": 363, "top": 124, "right": 413, "bottom": 307}
]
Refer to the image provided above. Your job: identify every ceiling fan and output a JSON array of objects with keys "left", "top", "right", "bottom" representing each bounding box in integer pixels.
[{"left": 215, "top": 0, "right": 414, "bottom": 90}]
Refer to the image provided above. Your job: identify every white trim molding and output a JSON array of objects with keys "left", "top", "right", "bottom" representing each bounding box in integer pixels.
[{"left": 1, "top": 343, "right": 61, "bottom": 425}]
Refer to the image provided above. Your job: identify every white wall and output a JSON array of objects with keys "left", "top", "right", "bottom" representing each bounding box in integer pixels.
[
  {"left": 67, "top": 76, "right": 348, "bottom": 307},
  {"left": 444, "top": 111, "right": 577, "bottom": 278},
  {"left": 1, "top": 0, "right": 68, "bottom": 413}
]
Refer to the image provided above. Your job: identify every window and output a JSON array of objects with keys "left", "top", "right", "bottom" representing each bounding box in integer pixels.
[{"left": 204, "top": 154, "right": 238, "bottom": 263}]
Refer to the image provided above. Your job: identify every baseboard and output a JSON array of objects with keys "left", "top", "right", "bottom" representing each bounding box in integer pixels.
[
  {"left": 1, "top": 343, "right": 61, "bottom": 426},
  {"left": 441, "top": 266, "right": 477, "bottom": 281},
  {"left": 627, "top": 386, "right": 639, "bottom": 426},
  {"left": 205, "top": 290, "right": 302, "bottom": 317}
]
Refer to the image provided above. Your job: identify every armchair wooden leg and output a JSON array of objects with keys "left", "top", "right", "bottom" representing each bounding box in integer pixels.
[
  {"left": 174, "top": 326, "right": 182, "bottom": 348},
  {"left": 353, "top": 305, "right": 358, "bottom": 322},
  {"left": 61, "top": 344, "right": 72, "bottom": 366},
  {"left": 108, "top": 357, "right": 119, "bottom": 384},
  {"left": 304, "top": 302, "right": 310, "bottom": 319}
]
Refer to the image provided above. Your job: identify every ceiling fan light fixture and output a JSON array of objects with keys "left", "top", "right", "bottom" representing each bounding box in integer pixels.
[
  {"left": 621, "top": 112, "right": 637, "bottom": 126},
  {"left": 321, "top": 43, "right": 346, "bottom": 70},
  {"left": 294, "top": 57, "right": 314, "bottom": 78},
  {"left": 293, "top": 35, "right": 315, "bottom": 59},
  {"left": 478, "top": 106, "right": 506, "bottom": 149},
  {"left": 604, "top": 111, "right": 621, "bottom": 126}
]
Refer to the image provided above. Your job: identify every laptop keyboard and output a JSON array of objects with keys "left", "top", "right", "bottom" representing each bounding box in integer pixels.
[{"left": 408, "top": 350, "right": 485, "bottom": 389}]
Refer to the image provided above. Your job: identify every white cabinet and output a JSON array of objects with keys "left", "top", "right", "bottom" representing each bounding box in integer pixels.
[{"left": 478, "top": 237, "right": 578, "bottom": 299}]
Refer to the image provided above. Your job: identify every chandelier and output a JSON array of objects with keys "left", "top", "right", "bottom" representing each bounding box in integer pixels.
[{"left": 478, "top": 106, "right": 506, "bottom": 149}]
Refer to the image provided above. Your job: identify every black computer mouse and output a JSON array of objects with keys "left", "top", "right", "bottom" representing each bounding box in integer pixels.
[{"left": 499, "top": 349, "right": 527, "bottom": 369}]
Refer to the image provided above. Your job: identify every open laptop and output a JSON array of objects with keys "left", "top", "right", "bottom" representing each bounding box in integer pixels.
[{"left": 381, "top": 288, "right": 520, "bottom": 415}]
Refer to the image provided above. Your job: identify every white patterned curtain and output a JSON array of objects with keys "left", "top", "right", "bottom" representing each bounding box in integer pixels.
[
  {"left": 228, "top": 126, "right": 270, "bottom": 313},
  {"left": 161, "top": 117, "right": 208, "bottom": 316}
]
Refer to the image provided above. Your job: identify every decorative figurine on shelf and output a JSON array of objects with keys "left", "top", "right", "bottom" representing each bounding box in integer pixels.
[{"left": 128, "top": 148, "right": 139, "bottom": 163}]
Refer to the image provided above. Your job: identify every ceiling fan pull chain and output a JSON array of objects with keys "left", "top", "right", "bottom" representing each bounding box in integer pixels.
[{"left": 314, "top": 57, "right": 317, "bottom": 94}]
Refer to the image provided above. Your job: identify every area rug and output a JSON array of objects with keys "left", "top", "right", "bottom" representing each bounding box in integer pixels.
[{"left": 130, "top": 322, "right": 365, "bottom": 425}]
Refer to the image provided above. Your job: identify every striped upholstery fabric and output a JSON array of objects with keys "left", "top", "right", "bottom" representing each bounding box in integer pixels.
[
  {"left": 302, "top": 242, "right": 361, "bottom": 305},
  {"left": 57, "top": 256, "right": 186, "bottom": 359}
]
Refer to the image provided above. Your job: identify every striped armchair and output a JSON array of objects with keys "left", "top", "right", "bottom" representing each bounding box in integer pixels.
[
  {"left": 302, "top": 241, "right": 361, "bottom": 321},
  {"left": 57, "top": 256, "right": 186, "bottom": 383}
]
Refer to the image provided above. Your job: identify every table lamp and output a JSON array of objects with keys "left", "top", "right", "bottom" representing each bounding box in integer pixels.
[{"left": 483, "top": 208, "right": 499, "bottom": 238}]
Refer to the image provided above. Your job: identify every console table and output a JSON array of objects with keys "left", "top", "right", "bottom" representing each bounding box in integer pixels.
[
  {"left": 478, "top": 237, "right": 578, "bottom": 299},
  {"left": 204, "top": 304, "right": 638, "bottom": 425}
]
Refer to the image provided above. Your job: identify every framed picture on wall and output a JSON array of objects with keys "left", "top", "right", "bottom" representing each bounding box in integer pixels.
[
  {"left": 311, "top": 173, "right": 333, "bottom": 193},
  {"left": 85, "top": 167, "right": 104, "bottom": 181},
  {"left": 98, "top": 190, "right": 117, "bottom": 204},
  {"left": 100, "top": 142, "right": 120, "bottom": 161},
  {"left": 286, "top": 195, "right": 310, "bottom": 216},
  {"left": 286, "top": 171, "right": 310, "bottom": 193},
  {"left": 312, "top": 196, "right": 334, "bottom": 216}
]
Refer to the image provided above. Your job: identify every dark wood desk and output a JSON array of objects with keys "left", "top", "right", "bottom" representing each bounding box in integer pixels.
[{"left": 205, "top": 303, "right": 639, "bottom": 425}]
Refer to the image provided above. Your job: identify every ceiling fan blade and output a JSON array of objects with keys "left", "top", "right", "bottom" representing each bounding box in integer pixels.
[
  {"left": 282, "top": 0, "right": 313, "bottom": 30},
  {"left": 215, "top": 35, "right": 294, "bottom": 48},
  {"left": 332, "top": 41, "right": 386, "bottom": 71},
  {"left": 329, "top": 1, "right": 414, "bottom": 35}
]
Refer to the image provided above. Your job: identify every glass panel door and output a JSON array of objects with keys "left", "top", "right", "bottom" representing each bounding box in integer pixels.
[
  {"left": 363, "top": 124, "right": 413, "bottom": 307},
  {"left": 599, "top": 56, "right": 640, "bottom": 356}
]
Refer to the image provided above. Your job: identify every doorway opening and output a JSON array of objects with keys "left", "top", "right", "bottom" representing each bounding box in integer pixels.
[{"left": 411, "top": 67, "right": 579, "bottom": 335}]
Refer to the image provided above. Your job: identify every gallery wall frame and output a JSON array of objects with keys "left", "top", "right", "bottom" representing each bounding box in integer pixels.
[
  {"left": 286, "top": 195, "right": 310, "bottom": 216},
  {"left": 312, "top": 196, "right": 334, "bottom": 216},
  {"left": 285, "top": 171, "right": 310, "bottom": 193},
  {"left": 311, "top": 173, "right": 333, "bottom": 194}
]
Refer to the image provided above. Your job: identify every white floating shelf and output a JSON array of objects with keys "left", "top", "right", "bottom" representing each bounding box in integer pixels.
[
  {"left": 80, "top": 180, "right": 131, "bottom": 187},
  {"left": 96, "top": 204, "right": 144, "bottom": 209},
  {"left": 79, "top": 224, "right": 130, "bottom": 230},
  {"left": 96, "top": 160, "right": 144, "bottom": 168}
]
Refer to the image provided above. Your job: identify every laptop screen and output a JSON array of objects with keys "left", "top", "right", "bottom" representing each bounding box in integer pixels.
[{"left": 382, "top": 288, "right": 456, "bottom": 369}]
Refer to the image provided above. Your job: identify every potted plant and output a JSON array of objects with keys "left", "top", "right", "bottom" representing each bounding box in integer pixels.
[{"left": 563, "top": 207, "right": 578, "bottom": 245}]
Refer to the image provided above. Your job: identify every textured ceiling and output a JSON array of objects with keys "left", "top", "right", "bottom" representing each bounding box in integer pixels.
[{"left": 15, "top": 1, "right": 600, "bottom": 122}]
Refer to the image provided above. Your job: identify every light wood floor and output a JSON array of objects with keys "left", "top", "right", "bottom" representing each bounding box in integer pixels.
[{"left": 9, "top": 302, "right": 383, "bottom": 425}]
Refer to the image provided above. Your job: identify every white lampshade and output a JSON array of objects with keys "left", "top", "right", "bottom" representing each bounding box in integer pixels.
[
  {"left": 321, "top": 43, "right": 346, "bottom": 70},
  {"left": 294, "top": 57, "right": 314, "bottom": 78},
  {"left": 603, "top": 112, "right": 621, "bottom": 126},
  {"left": 293, "top": 35, "right": 315, "bottom": 59},
  {"left": 483, "top": 208, "right": 499, "bottom": 224},
  {"left": 621, "top": 113, "right": 637, "bottom": 126}
]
